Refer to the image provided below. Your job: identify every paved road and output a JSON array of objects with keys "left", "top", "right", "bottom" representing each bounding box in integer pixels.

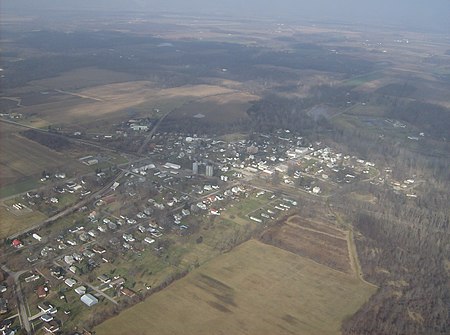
[
  {"left": 1, "top": 266, "right": 31, "bottom": 334},
  {"left": 137, "top": 110, "right": 172, "bottom": 155}
]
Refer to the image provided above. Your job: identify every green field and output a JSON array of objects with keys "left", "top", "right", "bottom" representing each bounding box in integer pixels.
[
  {"left": 0, "top": 206, "right": 47, "bottom": 239},
  {"left": 96, "top": 239, "right": 376, "bottom": 335}
]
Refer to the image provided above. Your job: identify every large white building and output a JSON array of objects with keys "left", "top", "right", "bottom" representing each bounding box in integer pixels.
[
  {"left": 81, "top": 293, "right": 98, "bottom": 307},
  {"left": 206, "top": 165, "right": 214, "bottom": 177},
  {"left": 192, "top": 161, "right": 199, "bottom": 174}
]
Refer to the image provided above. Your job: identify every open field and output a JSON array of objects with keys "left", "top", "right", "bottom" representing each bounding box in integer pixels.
[
  {"left": 261, "top": 215, "right": 351, "bottom": 273},
  {"left": 95, "top": 239, "right": 375, "bottom": 335},
  {"left": 26, "top": 67, "right": 139, "bottom": 91},
  {"left": 0, "top": 206, "right": 47, "bottom": 239},
  {"left": 167, "top": 92, "right": 257, "bottom": 124},
  {"left": 0, "top": 123, "right": 92, "bottom": 197},
  {"left": 7, "top": 80, "right": 248, "bottom": 129},
  {"left": 0, "top": 129, "right": 66, "bottom": 187}
]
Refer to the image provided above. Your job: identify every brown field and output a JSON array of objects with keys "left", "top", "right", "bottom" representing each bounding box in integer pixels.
[
  {"left": 287, "top": 215, "right": 347, "bottom": 238},
  {"left": 27, "top": 67, "right": 139, "bottom": 91},
  {"left": 0, "top": 123, "right": 89, "bottom": 194},
  {"left": 95, "top": 240, "right": 376, "bottom": 335},
  {"left": 0, "top": 130, "right": 66, "bottom": 187},
  {"left": 9, "top": 80, "right": 246, "bottom": 127},
  {"left": 261, "top": 215, "right": 351, "bottom": 273},
  {"left": 169, "top": 92, "right": 257, "bottom": 124}
]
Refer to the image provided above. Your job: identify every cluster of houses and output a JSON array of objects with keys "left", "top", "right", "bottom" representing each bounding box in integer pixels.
[
  {"left": 147, "top": 130, "right": 378, "bottom": 191},
  {"left": 5, "top": 128, "right": 394, "bottom": 334},
  {"left": 0, "top": 271, "right": 8, "bottom": 316}
]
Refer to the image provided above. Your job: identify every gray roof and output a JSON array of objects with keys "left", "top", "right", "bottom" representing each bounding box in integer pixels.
[{"left": 80, "top": 293, "right": 98, "bottom": 307}]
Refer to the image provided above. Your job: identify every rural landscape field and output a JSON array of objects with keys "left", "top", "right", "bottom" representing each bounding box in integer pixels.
[
  {"left": 0, "top": 2, "right": 449, "bottom": 335},
  {"left": 96, "top": 240, "right": 375, "bottom": 335}
]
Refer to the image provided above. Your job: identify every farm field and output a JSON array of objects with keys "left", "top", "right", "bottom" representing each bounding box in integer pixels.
[
  {"left": 5, "top": 79, "right": 250, "bottom": 130},
  {"left": 26, "top": 67, "right": 139, "bottom": 91},
  {"left": 0, "top": 206, "right": 47, "bottom": 239},
  {"left": 166, "top": 92, "right": 257, "bottom": 124},
  {"left": 95, "top": 239, "right": 376, "bottom": 335},
  {"left": 261, "top": 215, "right": 352, "bottom": 273},
  {"left": 0, "top": 127, "right": 66, "bottom": 186},
  {"left": 0, "top": 123, "right": 91, "bottom": 197}
]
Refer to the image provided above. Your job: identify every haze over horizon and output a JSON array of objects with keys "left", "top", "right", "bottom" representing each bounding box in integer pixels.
[{"left": 2, "top": 0, "right": 450, "bottom": 32}]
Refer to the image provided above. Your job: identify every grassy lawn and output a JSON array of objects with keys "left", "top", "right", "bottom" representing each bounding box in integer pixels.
[
  {"left": 0, "top": 177, "right": 40, "bottom": 199},
  {"left": 0, "top": 206, "right": 47, "bottom": 239}
]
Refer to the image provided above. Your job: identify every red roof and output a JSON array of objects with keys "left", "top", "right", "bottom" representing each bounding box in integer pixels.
[
  {"left": 12, "top": 239, "right": 22, "bottom": 247},
  {"left": 36, "top": 286, "right": 47, "bottom": 298}
]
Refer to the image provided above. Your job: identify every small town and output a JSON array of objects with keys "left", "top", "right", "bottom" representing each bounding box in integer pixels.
[
  {"left": 0, "top": 122, "right": 422, "bottom": 334},
  {"left": 1, "top": 4, "right": 448, "bottom": 335}
]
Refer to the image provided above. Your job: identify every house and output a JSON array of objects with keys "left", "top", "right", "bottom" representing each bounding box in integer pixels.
[
  {"left": 27, "top": 256, "right": 38, "bottom": 263},
  {"left": 80, "top": 294, "right": 98, "bottom": 307},
  {"left": 36, "top": 285, "right": 47, "bottom": 298},
  {"left": 210, "top": 209, "right": 220, "bottom": 216},
  {"left": 75, "top": 286, "right": 86, "bottom": 296},
  {"left": 64, "top": 278, "right": 77, "bottom": 288},
  {"left": 97, "top": 274, "right": 111, "bottom": 284},
  {"left": 0, "top": 298, "right": 8, "bottom": 314},
  {"left": 24, "top": 274, "right": 39, "bottom": 283},
  {"left": 43, "top": 320, "right": 60, "bottom": 333},
  {"left": 64, "top": 255, "right": 75, "bottom": 265},
  {"left": 130, "top": 125, "right": 149, "bottom": 131},
  {"left": 38, "top": 301, "right": 53, "bottom": 313},
  {"left": 11, "top": 239, "right": 22, "bottom": 248},
  {"left": 83, "top": 249, "right": 95, "bottom": 258},
  {"left": 50, "top": 267, "right": 65, "bottom": 280},
  {"left": 163, "top": 162, "right": 181, "bottom": 170},
  {"left": 40, "top": 314, "right": 53, "bottom": 322},
  {"left": 120, "top": 287, "right": 136, "bottom": 298},
  {"left": 32, "top": 233, "right": 42, "bottom": 241},
  {"left": 92, "top": 245, "right": 106, "bottom": 254},
  {"left": 109, "top": 278, "right": 125, "bottom": 288}
]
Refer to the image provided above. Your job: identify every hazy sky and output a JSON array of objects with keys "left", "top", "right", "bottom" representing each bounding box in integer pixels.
[{"left": 3, "top": 0, "right": 450, "bottom": 32}]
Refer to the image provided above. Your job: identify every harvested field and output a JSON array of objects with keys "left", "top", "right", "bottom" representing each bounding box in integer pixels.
[
  {"left": 27, "top": 67, "right": 139, "bottom": 91},
  {"left": 168, "top": 92, "right": 256, "bottom": 123},
  {"left": 261, "top": 215, "right": 351, "bottom": 273},
  {"left": 287, "top": 215, "right": 346, "bottom": 238},
  {"left": 11, "top": 81, "right": 244, "bottom": 127},
  {"left": 95, "top": 240, "right": 375, "bottom": 335}
]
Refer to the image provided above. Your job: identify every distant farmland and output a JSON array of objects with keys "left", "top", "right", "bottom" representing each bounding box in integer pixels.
[{"left": 95, "top": 240, "right": 375, "bottom": 335}]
